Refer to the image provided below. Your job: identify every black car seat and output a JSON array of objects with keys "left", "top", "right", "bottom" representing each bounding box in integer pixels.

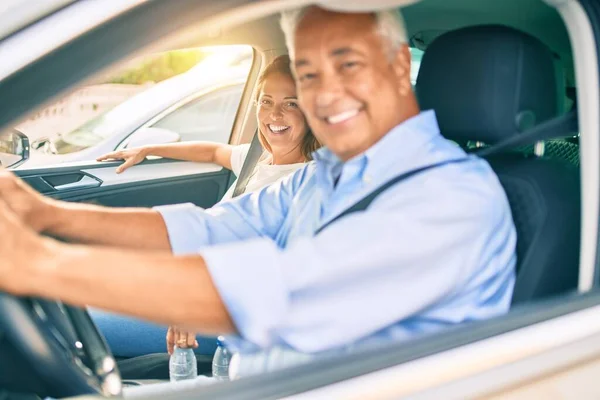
[
  {"left": 461, "top": 51, "right": 580, "bottom": 166},
  {"left": 416, "top": 25, "right": 581, "bottom": 305}
]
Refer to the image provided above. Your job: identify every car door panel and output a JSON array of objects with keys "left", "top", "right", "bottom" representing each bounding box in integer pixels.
[
  {"left": 13, "top": 160, "right": 232, "bottom": 209},
  {"left": 81, "top": 161, "right": 222, "bottom": 187}
]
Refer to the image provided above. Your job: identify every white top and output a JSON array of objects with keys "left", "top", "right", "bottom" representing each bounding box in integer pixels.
[{"left": 221, "top": 144, "right": 306, "bottom": 200}]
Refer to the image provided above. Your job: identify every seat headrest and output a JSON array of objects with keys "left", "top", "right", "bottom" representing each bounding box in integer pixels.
[{"left": 416, "top": 25, "right": 559, "bottom": 145}]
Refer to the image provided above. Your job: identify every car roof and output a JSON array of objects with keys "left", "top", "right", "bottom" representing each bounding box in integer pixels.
[{"left": 0, "top": 0, "right": 74, "bottom": 40}]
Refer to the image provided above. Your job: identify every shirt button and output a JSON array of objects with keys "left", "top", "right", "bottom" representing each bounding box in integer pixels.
[{"left": 363, "top": 175, "right": 372, "bottom": 184}]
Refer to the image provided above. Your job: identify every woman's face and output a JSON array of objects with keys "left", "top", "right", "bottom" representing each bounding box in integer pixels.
[{"left": 257, "top": 73, "right": 308, "bottom": 156}]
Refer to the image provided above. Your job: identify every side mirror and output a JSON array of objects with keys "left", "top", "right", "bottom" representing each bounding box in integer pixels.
[
  {"left": 124, "top": 127, "right": 180, "bottom": 149},
  {"left": 0, "top": 129, "right": 30, "bottom": 168}
]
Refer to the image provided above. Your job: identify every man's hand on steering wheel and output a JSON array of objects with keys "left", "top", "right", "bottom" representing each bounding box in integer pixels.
[
  {"left": 0, "top": 197, "right": 121, "bottom": 398},
  {"left": 0, "top": 171, "right": 57, "bottom": 233},
  {"left": 0, "top": 196, "right": 56, "bottom": 295}
]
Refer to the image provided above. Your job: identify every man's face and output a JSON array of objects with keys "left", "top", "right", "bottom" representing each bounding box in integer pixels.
[{"left": 293, "top": 8, "right": 413, "bottom": 161}]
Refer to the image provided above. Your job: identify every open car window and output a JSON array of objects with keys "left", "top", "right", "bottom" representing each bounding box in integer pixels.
[{"left": 0, "top": 0, "right": 598, "bottom": 399}]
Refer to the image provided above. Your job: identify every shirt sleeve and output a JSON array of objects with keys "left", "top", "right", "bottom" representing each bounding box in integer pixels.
[
  {"left": 154, "top": 165, "right": 309, "bottom": 255},
  {"left": 200, "top": 178, "right": 516, "bottom": 353},
  {"left": 229, "top": 144, "right": 252, "bottom": 177}
]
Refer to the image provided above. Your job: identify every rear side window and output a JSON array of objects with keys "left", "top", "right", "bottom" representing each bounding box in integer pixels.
[{"left": 146, "top": 84, "right": 245, "bottom": 145}]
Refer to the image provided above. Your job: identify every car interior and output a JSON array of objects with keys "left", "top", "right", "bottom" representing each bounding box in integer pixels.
[{"left": 0, "top": 0, "right": 593, "bottom": 399}]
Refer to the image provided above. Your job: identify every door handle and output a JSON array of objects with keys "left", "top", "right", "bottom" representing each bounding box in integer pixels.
[{"left": 53, "top": 175, "right": 101, "bottom": 191}]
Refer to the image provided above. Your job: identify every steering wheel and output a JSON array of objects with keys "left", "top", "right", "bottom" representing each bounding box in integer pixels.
[{"left": 0, "top": 292, "right": 121, "bottom": 398}]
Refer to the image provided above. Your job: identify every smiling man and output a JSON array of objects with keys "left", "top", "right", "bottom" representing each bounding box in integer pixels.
[
  {"left": 289, "top": 8, "right": 419, "bottom": 160},
  {"left": 0, "top": 6, "right": 516, "bottom": 379}
]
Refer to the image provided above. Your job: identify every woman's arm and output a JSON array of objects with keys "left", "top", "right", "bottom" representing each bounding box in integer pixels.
[{"left": 97, "top": 142, "right": 234, "bottom": 173}]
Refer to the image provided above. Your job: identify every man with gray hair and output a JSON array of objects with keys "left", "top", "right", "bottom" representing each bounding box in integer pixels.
[{"left": 0, "top": 5, "right": 516, "bottom": 380}]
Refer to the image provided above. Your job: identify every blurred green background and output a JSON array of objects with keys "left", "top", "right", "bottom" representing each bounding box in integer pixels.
[{"left": 106, "top": 49, "right": 208, "bottom": 85}]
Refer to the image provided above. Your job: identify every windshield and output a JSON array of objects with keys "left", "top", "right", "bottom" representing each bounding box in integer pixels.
[
  {"left": 35, "top": 46, "right": 253, "bottom": 155},
  {"left": 47, "top": 98, "right": 148, "bottom": 155},
  {"left": 43, "top": 115, "right": 111, "bottom": 155}
]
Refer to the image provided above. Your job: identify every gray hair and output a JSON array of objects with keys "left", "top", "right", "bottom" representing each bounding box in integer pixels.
[{"left": 280, "top": 7, "right": 408, "bottom": 60}]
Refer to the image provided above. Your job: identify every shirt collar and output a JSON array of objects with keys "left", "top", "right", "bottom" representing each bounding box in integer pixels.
[{"left": 313, "top": 110, "right": 442, "bottom": 186}]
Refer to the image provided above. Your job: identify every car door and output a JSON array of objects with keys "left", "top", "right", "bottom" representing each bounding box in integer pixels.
[
  {"left": 12, "top": 155, "right": 229, "bottom": 209},
  {"left": 8, "top": 62, "right": 254, "bottom": 210}
]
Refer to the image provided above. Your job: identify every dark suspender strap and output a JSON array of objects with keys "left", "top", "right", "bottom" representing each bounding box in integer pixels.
[
  {"left": 232, "top": 131, "right": 263, "bottom": 198},
  {"left": 315, "top": 158, "right": 469, "bottom": 234}
]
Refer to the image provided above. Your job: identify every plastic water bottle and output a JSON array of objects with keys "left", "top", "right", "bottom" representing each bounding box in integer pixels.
[
  {"left": 212, "top": 336, "right": 232, "bottom": 381},
  {"left": 169, "top": 345, "right": 198, "bottom": 382}
]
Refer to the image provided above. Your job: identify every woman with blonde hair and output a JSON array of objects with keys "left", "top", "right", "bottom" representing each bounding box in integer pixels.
[{"left": 98, "top": 55, "right": 319, "bottom": 200}]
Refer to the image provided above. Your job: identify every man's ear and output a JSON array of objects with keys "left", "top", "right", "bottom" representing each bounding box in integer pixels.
[{"left": 390, "top": 44, "right": 412, "bottom": 97}]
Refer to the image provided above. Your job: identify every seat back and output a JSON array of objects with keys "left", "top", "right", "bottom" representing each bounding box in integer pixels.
[
  {"left": 416, "top": 25, "right": 580, "bottom": 304},
  {"left": 487, "top": 154, "right": 580, "bottom": 303}
]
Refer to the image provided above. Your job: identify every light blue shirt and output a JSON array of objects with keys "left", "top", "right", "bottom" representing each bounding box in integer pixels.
[{"left": 156, "top": 110, "right": 516, "bottom": 365}]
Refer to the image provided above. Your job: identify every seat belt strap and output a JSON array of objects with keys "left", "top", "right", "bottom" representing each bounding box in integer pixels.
[
  {"left": 315, "top": 110, "right": 579, "bottom": 234},
  {"left": 315, "top": 158, "right": 469, "bottom": 234},
  {"left": 232, "top": 131, "right": 263, "bottom": 198}
]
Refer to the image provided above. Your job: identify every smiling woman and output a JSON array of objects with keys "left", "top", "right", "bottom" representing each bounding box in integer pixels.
[{"left": 96, "top": 54, "right": 320, "bottom": 197}]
